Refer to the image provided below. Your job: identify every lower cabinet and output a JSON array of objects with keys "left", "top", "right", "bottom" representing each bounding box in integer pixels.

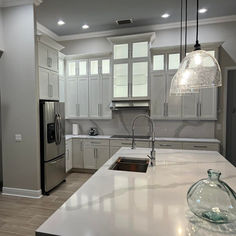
[
  {"left": 65, "top": 139, "right": 72, "bottom": 172},
  {"left": 182, "top": 142, "right": 220, "bottom": 152},
  {"left": 72, "top": 139, "right": 84, "bottom": 168},
  {"left": 109, "top": 139, "right": 150, "bottom": 156},
  {"left": 155, "top": 141, "right": 182, "bottom": 149},
  {"left": 83, "top": 140, "right": 110, "bottom": 169}
]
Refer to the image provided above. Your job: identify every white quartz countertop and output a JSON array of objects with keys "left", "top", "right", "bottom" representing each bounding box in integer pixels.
[
  {"left": 36, "top": 148, "right": 236, "bottom": 236},
  {"left": 66, "top": 134, "right": 220, "bottom": 143}
]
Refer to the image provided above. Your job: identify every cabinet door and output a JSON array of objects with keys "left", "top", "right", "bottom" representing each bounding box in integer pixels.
[
  {"left": 49, "top": 72, "right": 59, "bottom": 100},
  {"left": 72, "top": 139, "right": 84, "bottom": 168},
  {"left": 78, "top": 78, "right": 89, "bottom": 118},
  {"left": 166, "top": 73, "right": 182, "bottom": 119},
  {"left": 151, "top": 74, "right": 166, "bottom": 119},
  {"left": 199, "top": 88, "right": 217, "bottom": 120},
  {"left": 66, "top": 140, "right": 72, "bottom": 172},
  {"left": 59, "top": 78, "right": 65, "bottom": 102},
  {"left": 83, "top": 147, "right": 96, "bottom": 169},
  {"left": 39, "top": 67, "right": 49, "bottom": 100},
  {"left": 89, "top": 76, "right": 100, "bottom": 118},
  {"left": 38, "top": 42, "right": 48, "bottom": 69},
  {"left": 48, "top": 47, "right": 58, "bottom": 72},
  {"left": 96, "top": 146, "right": 110, "bottom": 169},
  {"left": 101, "top": 75, "right": 112, "bottom": 119},
  {"left": 182, "top": 94, "right": 198, "bottom": 119},
  {"left": 66, "top": 78, "right": 77, "bottom": 118}
]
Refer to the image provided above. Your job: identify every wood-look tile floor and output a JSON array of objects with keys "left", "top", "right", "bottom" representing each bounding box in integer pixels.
[{"left": 0, "top": 173, "right": 92, "bottom": 236}]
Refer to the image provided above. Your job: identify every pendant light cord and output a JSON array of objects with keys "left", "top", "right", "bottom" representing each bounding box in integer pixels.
[
  {"left": 180, "top": 0, "right": 183, "bottom": 61},
  {"left": 194, "top": 0, "right": 201, "bottom": 50},
  {"left": 184, "top": 0, "right": 187, "bottom": 56}
]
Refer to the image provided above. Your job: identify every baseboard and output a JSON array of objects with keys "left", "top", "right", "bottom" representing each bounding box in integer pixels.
[{"left": 2, "top": 187, "right": 42, "bottom": 199}]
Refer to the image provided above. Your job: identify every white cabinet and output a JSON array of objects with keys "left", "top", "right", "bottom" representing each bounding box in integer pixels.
[
  {"left": 72, "top": 139, "right": 84, "bottom": 168},
  {"left": 38, "top": 42, "right": 58, "bottom": 72},
  {"left": 199, "top": 88, "right": 217, "bottom": 120},
  {"left": 59, "top": 78, "right": 65, "bottom": 102},
  {"left": 66, "top": 58, "right": 112, "bottom": 119},
  {"left": 66, "top": 139, "right": 72, "bottom": 172},
  {"left": 151, "top": 74, "right": 166, "bottom": 119},
  {"left": 182, "top": 142, "right": 219, "bottom": 152},
  {"left": 182, "top": 93, "right": 198, "bottom": 119},
  {"left": 83, "top": 140, "right": 110, "bottom": 169},
  {"left": 155, "top": 141, "right": 182, "bottom": 149},
  {"left": 39, "top": 68, "right": 59, "bottom": 100},
  {"left": 66, "top": 78, "right": 77, "bottom": 118}
]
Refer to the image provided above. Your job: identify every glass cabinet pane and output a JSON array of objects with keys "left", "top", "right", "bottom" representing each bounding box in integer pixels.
[
  {"left": 168, "top": 53, "right": 180, "bottom": 70},
  {"left": 102, "top": 59, "right": 110, "bottom": 74},
  {"left": 132, "top": 62, "right": 148, "bottom": 97},
  {"left": 133, "top": 42, "right": 148, "bottom": 58},
  {"left": 114, "top": 44, "right": 128, "bottom": 59},
  {"left": 68, "top": 61, "right": 76, "bottom": 76},
  {"left": 113, "top": 63, "right": 128, "bottom": 98},
  {"left": 59, "top": 59, "right": 64, "bottom": 76},
  {"left": 79, "top": 61, "right": 87, "bottom": 76},
  {"left": 90, "top": 60, "right": 98, "bottom": 75},
  {"left": 153, "top": 55, "right": 164, "bottom": 71}
]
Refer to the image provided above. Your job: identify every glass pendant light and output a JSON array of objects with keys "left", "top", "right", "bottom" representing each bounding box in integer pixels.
[{"left": 170, "top": 0, "right": 222, "bottom": 95}]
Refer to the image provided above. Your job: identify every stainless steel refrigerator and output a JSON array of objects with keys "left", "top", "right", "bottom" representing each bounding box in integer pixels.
[{"left": 40, "top": 101, "right": 66, "bottom": 195}]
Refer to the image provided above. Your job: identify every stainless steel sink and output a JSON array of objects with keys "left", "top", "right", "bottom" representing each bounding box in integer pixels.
[{"left": 110, "top": 157, "right": 149, "bottom": 173}]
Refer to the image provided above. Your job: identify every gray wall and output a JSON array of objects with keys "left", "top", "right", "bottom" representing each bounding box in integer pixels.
[
  {"left": 0, "top": 5, "right": 41, "bottom": 190},
  {"left": 62, "top": 21, "right": 236, "bottom": 144}
]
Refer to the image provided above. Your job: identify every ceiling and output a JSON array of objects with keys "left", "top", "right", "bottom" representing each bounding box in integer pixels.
[{"left": 36, "top": 0, "right": 236, "bottom": 36}]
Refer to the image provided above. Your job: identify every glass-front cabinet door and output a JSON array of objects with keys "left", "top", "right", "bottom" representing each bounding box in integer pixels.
[{"left": 112, "top": 41, "right": 150, "bottom": 100}]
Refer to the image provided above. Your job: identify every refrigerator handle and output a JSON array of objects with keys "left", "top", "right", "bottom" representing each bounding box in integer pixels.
[
  {"left": 54, "top": 114, "right": 59, "bottom": 145},
  {"left": 58, "top": 114, "right": 62, "bottom": 144}
]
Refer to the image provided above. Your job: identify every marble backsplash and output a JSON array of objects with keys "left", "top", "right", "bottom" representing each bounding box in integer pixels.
[{"left": 65, "top": 110, "right": 215, "bottom": 138}]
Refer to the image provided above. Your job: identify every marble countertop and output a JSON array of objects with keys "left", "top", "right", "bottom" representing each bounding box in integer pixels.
[
  {"left": 36, "top": 148, "right": 236, "bottom": 236},
  {"left": 66, "top": 134, "right": 220, "bottom": 143}
]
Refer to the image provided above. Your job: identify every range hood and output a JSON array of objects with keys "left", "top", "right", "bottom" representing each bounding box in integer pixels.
[{"left": 110, "top": 100, "right": 150, "bottom": 111}]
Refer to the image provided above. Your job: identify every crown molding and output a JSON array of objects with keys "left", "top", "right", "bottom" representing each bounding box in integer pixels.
[
  {"left": 0, "top": 0, "right": 42, "bottom": 7},
  {"left": 37, "top": 14, "right": 236, "bottom": 42}
]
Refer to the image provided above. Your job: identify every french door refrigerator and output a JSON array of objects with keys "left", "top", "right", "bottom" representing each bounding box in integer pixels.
[{"left": 40, "top": 101, "right": 66, "bottom": 195}]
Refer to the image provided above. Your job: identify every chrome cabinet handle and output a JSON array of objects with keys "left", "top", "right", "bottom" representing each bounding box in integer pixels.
[
  {"left": 47, "top": 57, "right": 52, "bottom": 68},
  {"left": 159, "top": 144, "right": 171, "bottom": 147},
  {"left": 80, "top": 141, "right": 83, "bottom": 151},
  {"left": 163, "top": 103, "right": 165, "bottom": 116},
  {"left": 165, "top": 103, "right": 168, "bottom": 116},
  {"left": 76, "top": 104, "right": 80, "bottom": 116},
  {"left": 97, "top": 104, "right": 100, "bottom": 116},
  {"left": 194, "top": 145, "right": 207, "bottom": 148},
  {"left": 121, "top": 142, "right": 131, "bottom": 145},
  {"left": 199, "top": 103, "right": 202, "bottom": 117}
]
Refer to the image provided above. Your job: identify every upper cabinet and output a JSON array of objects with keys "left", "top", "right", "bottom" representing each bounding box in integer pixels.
[
  {"left": 37, "top": 35, "right": 64, "bottom": 101},
  {"left": 151, "top": 44, "right": 219, "bottom": 120},
  {"left": 108, "top": 33, "right": 155, "bottom": 100},
  {"left": 65, "top": 56, "right": 112, "bottom": 119}
]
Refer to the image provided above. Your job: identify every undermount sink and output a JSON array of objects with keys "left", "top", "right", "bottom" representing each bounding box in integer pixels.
[{"left": 110, "top": 157, "right": 149, "bottom": 173}]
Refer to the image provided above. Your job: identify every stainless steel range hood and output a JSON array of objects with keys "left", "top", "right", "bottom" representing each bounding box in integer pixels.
[{"left": 110, "top": 100, "right": 150, "bottom": 111}]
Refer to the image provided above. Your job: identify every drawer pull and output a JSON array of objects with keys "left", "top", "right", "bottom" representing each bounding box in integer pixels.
[
  {"left": 121, "top": 142, "right": 131, "bottom": 145},
  {"left": 159, "top": 144, "right": 171, "bottom": 147},
  {"left": 194, "top": 145, "right": 207, "bottom": 148},
  {"left": 91, "top": 141, "right": 101, "bottom": 144}
]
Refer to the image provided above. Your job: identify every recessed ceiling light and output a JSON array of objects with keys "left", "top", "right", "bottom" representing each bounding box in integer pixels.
[
  {"left": 82, "top": 24, "right": 89, "bottom": 29},
  {"left": 57, "top": 20, "right": 65, "bottom": 26},
  {"left": 199, "top": 8, "right": 207, "bottom": 13},
  {"left": 161, "top": 13, "right": 170, "bottom": 18}
]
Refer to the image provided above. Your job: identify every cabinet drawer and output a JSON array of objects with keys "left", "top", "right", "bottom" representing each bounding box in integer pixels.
[
  {"left": 83, "top": 139, "right": 109, "bottom": 147},
  {"left": 182, "top": 142, "right": 219, "bottom": 151},
  {"left": 155, "top": 141, "right": 182, "bottom": 149},
  {"left": 110, "top": 139, "right": 149, "bottom": 148}
]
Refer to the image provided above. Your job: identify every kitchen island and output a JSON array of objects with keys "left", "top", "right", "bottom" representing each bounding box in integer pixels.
[{"left": 36, "top": 148, "right": 236, "bottom": 236}]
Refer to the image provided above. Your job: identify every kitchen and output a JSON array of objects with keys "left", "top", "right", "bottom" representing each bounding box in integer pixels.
[{"left": 0, "top": 0, "right": 235, "bottom": 235}]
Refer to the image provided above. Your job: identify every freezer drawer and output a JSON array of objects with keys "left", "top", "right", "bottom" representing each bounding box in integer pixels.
[{"left": 44, "top": 156, "right": 66, "bottom": 193}]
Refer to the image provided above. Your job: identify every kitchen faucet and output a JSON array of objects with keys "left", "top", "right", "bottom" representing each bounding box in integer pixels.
[{"left": 131, "top": 114, "right": 156, "bottom": 166}]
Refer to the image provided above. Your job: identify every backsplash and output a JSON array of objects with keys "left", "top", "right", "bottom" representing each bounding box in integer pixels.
[{"left": 65, "top": 110, "right": 215, "bottom": 138}]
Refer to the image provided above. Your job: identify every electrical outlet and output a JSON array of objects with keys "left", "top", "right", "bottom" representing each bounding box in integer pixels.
[{"left": 15, "top": 134, "right": 22, "bottom": 142}]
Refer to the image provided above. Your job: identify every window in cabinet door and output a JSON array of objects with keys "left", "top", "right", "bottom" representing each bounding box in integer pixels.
[
  {"left": 114, "top": 44, "right": 128, "bottom": 59},
  {"left": 90, "top": 60, "right": 98, "bottom": 75},
  {"left": 79, "top": 61, "right": 87, "bottom": 76},
  {"left": 59, "top": 59, "right": 64, "bottom": 76},
  {"left": 102, "top": 59, "right": 110, "bottom": 74},
  {"left": 153, "top": 55, "right": 164, "bottom": 71},
  {"left": 168, "top": 53, "right": 180, "bottom": 70},
  {"left": 68, "top": 61, "right": 76, "bottom": 77},
  {"left": 132, "top": 42, "right": 148, "bottom": 58},
  {"left": 113, "top": 63, "right": 128, "bottom": 98},
  {"left": 132, "top": 62, "right": 148, "bottom": 97}
]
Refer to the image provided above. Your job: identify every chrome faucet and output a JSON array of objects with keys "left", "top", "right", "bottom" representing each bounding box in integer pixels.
[{"left": 131, "top": 114, "right": 156, "bottom": 166}]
